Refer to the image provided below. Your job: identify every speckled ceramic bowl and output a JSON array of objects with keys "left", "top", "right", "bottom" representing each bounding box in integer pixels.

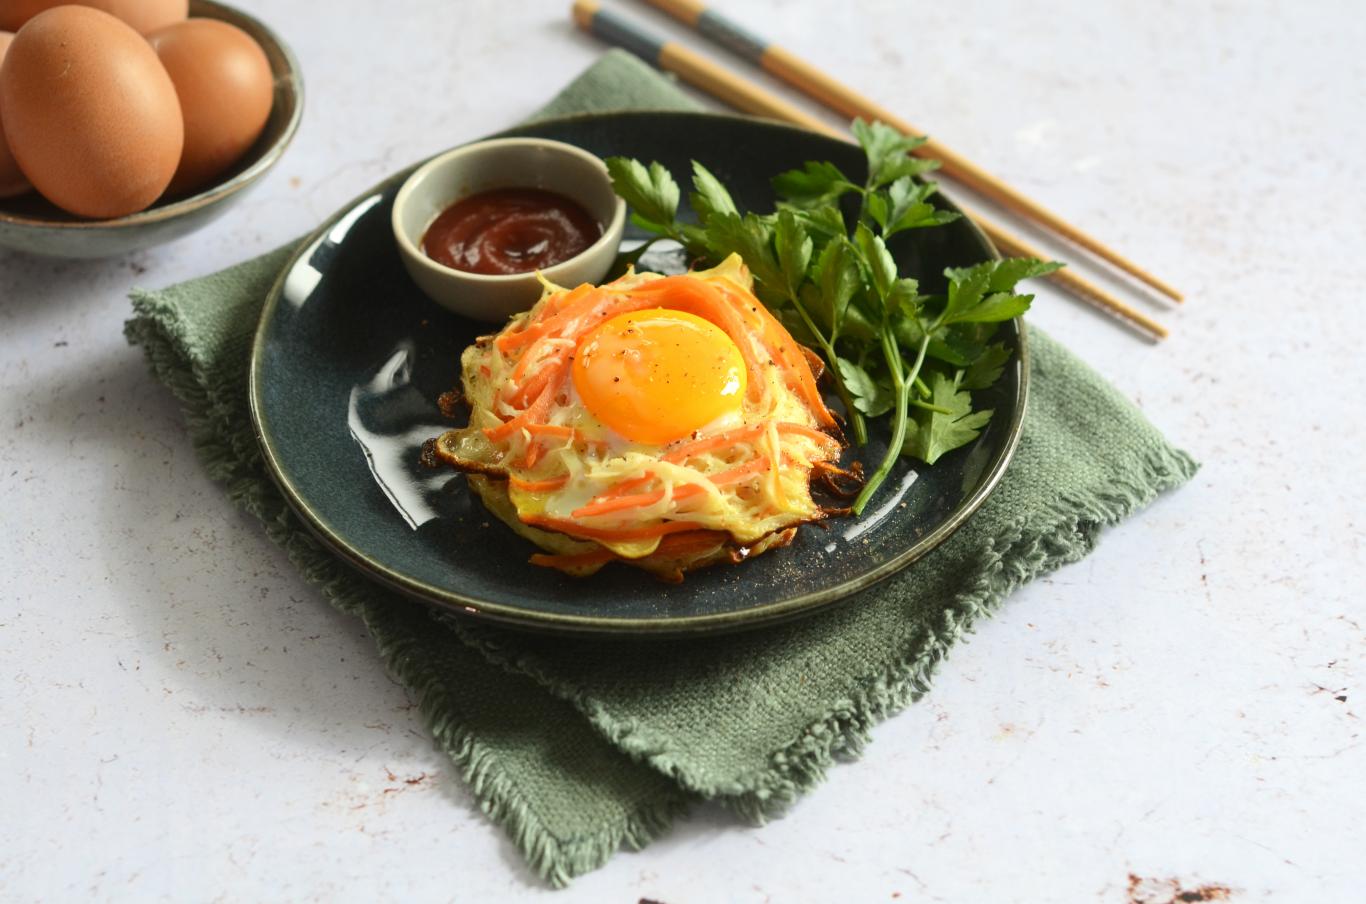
[
  {"left": 390, "top": 137, "right": 626, "bottom": 322},
  {"left": 0, "top": 0, "right": 302, "bottom": 259}
]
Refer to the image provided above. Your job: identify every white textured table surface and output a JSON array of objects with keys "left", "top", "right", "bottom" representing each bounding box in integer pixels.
[{"left": 3, "top": 1, "right": 1364, "bottom": 901}]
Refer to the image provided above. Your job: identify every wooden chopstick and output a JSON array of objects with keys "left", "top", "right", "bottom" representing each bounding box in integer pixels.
[
  {"left": 571, "top": 0, "right": 1168, "bottom": 340},
  {"left": 638, "top": 0, "right": 1183, "bottom": 304}
]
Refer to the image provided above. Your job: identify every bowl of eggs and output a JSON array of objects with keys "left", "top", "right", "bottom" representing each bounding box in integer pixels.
[{"left": 0, "top": 0, "right": 301, "bottom": 258}]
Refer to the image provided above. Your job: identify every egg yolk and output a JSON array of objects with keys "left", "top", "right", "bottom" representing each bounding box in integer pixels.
[{"left": 571, "top": 308, "right": 748, "bottom": 444}]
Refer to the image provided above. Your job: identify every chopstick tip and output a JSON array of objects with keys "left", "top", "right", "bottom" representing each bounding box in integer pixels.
[
  {"left": 572, "top": 0, "right": 599, "bottom": 28},
  {"left": 1139, "top": 272, "right": 1185, "bottom": 304}
]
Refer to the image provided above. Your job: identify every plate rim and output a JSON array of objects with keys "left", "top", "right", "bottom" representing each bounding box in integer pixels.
[{"left": 248, "top": 110, "right": 1028, "bottom": 637}]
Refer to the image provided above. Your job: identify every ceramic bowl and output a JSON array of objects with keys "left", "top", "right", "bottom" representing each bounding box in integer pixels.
[
  {"left": 390, "top": 137, "right": 626, "bottom": 322},
  {"left": 0, "top": 0, "right": 302, "bottom": 259}
]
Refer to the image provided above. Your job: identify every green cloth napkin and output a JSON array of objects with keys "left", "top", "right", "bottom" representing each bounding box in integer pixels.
[{"left": 125, "top": 50, "right": 1196, "bottom": 886}]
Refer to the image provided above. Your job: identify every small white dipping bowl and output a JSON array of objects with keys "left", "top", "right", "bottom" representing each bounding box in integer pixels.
[{"left": 391, "top": 138, "right": 626, "bottom": 322}]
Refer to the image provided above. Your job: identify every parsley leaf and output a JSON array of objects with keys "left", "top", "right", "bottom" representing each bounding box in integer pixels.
[
  {"left": 940, "top": 261, "right": 994, "bottom": 324},
  {"left": 605, "top": 157, "right": 680, "bottom": 233},
  {"left": 852, "top": 119, "right": 929, "bottom": 188},
  {"left": 888, "top": 277, "right": 922, "bottom": 320},
  {"left": 783, "top": 202, "right": 848, "bottom": 243},
  {"left": 689, "top": 161, "right": 738, "bottom": 224},
  {"left": 774, "top": 209, "right": 813, "bottom": 295},
  {"left": 986, "top": 257, "right": 1065, "bottom": 292},
  {"left": 950, "top": 291, "right": 1034, "bottom": 323},
  {"left": 877, "top": 154, "right": 941, "bottom": 185},
  {"left": 812, "top": 237, "right": 861, "bottom": 338},
  {"left": 837, "top": 357, "right": 895, "bottom": 417},
  {"left": 772, "top": 161, "right": 857, "bottom": 206},
  {"left": 865, "top": 192, "right": 890, "bottom": 232},
  {"left": 924, "top": 321, "right": 989, "bottom": 367},
  {"left": 704, "top": 212, "right": 786, "bottom": 296},
  {"left": 939, "top": 258, "right": 1057, "bottom": 325},
  {"left": 853, "top": 222, "right": 896, "bottom": 303},
  {"left": 902, "top": 371, "right": 994, "bottom": 464},
  {"left": 961, "top": 342, "right": 1013, "bottom": 390}
]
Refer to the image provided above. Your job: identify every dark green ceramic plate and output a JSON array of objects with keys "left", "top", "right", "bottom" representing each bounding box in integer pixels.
[{"left": 249, "top": 111, "right": 1026, "bottom": 637}]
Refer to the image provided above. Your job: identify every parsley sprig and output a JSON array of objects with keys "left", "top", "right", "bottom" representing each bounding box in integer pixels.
[{"left": 606, "top": 121, "right": 1060, "bottom": 513}]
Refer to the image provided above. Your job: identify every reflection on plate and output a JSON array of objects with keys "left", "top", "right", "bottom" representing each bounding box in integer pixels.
[{"left": 248, "top": 112, "right": 1027, "bottom": 637}]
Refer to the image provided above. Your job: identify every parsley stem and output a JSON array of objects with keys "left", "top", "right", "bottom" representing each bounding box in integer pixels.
[
  {"left": 851, "top": 331, "right": 929, "bottom": 514},
  {"left": 787, "top": 293, "right": 868, "bottom": 446}
]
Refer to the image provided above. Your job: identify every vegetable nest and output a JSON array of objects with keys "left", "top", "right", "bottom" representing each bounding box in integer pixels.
[{"left": 426, "top": 254, "right": 850, "bottom": 581}]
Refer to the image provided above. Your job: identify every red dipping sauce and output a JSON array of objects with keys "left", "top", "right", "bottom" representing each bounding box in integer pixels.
[{"left": 420, "top": 188, "right": 602, "bottom": 276}]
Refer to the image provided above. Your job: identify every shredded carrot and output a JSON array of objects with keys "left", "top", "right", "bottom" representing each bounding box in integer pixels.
[
  {"left": 570, "top": 455, "right": 773, "bottom": 520},
  {"left": 508, "top": 474, "right": 568, "bottom": 492},
  {"left": 546, "top": 282, "right": 595, "bottom": 314},
  {"left": 507, "top": 336, "right": 563, "bottom": 384},
  {"left": 764, "top": 422, "right": 787, "bottom": 510},
  {"left": 595, "top": 473, "right": 654, "bottom": 499},
  {"left": 711, "top": 455, "right": 771, "bottom": 485},
  {"left": 672, "top": 484, "right": 706, "bottom": 502},
  {"left": 662, "top": 422, "right": 837, "bottom": 464},
  {"left": 483, "top": 380, "right": 554, "bottom": 442},
  {"left": 507, "top": 339, "right": 542, "bottom": 384},
  {"left": 572, "top": 483, "right": 710, "bottom": 518},
  {"left": 494, "top": 285, "right": 596, "bottom": 353},
  {"left": 778, "top": 422, "right": 842, "bottom": 451},
  {"left": 525, "top": 424, "right": 573, "bottom": 438},
  {"left": 520, "top": 424, "right": 574, "bottom": 468},
  {"left": 663, "top": 423, "right": 765, "bottom": 463},
  {"left": 715, "top": 280, "right": 837, "bottom": 427},
  {"left": 571, "top": 489, "right": 666, "bottom": 518},
  {"left": 482, "top": 360, "right": 569, "bottom": 442},
  {"left": 507, "top": 359, "right": 557, "bottom": 408},
  {"left": 496, "top": 286, "right": 609, "bottom": 353}
]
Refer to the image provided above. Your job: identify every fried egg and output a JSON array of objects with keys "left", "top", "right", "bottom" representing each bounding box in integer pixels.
[{"left": 428, "top": 253, "right": 847, "bottom": 580}]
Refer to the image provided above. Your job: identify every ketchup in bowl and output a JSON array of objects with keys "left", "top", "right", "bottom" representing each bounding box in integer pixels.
[{"left": 421, "top": 188, "right": 602, "bottom": 276}]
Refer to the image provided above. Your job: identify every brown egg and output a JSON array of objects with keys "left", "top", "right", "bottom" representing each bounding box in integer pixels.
[
  {"left": 0, "top": 6, "right": 183, "bottom": 218},
  {"left": 149, "top": 18, "right": 272, "bottom": 196},
  {"left": 0, "top": 30, "right": 30, "bottom": 198},
  {"left": 0, "top": 0, "right": 187, "bottom": 35}
]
